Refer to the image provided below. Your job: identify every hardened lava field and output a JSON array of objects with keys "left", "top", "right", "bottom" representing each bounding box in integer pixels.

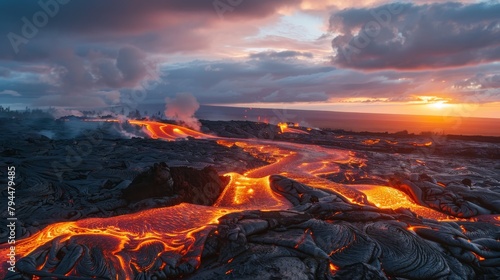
[{"left": 1, "top": 120, "right": 500, "bottom": 279}]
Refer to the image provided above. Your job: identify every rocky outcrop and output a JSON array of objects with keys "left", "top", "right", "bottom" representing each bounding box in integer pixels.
[
  {"left": 122, "top": 162, "right": 175, "bottom": 201},
  {"left": 389, "top": 173, "right": 500, "bottom": 218},
  {"left": 122, "top": 163, "right": 229, "bottom": 206}
]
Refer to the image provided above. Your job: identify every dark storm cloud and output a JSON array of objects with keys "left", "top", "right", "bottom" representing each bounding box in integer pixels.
[
  {"left": 330, "top": 2, "right": 500, "bottom": 69},
  {"left": 51, "top": 46, "right": 151, "bottom": 94},
  {"left": 0, "top": 67, "right": 10, "bottom": 77},
  {"left": 145, "top": 58, "right": 500, "bottom": 105},
  {"left": 145, "top": 58, "right": 416, "bottom": 104},
  {"left": 1, "top": 1, "right": 498, "bottom": 109},
  {"left": 0, "top": 0, "right": 301, "bottom": 58},
  {"left": 3, "top": 52, "right": 499, "bottom": 108},
  {"left": 0, "top": 0, "right": 301, "bottom": 107},
  {"left": 0, "top": 76, "right": 55, "bottom": 106},
  {"left": 0, "top": 0, "right": 297, "bottom": 31}
]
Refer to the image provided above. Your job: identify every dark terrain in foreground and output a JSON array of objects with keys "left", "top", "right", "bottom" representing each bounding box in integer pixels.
[{"left": 1, "top": 118, "right": 500, "bottom": 279}]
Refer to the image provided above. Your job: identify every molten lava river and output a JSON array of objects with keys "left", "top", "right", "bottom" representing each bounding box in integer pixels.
[{"left": 2, "top": 120, "right": 499, "bottom": 279}]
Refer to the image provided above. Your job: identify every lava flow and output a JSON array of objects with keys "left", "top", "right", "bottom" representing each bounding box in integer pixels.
[
  {"left": 277, "top": 122, "right": 309, "bottom": 134},
  {"left": 85, "top": 119, "right": 212, "bottom": 140},
  {"left": 214, "top": 173, "right": 292, "bottom": 210},
  {"left": 129, "top": 120, "right": 213, "bottom": 140},
  {"left": 2, "top": 120, "right": 497, "bottom": 279},
  {"left": 354, "top": 184, "right": 449, "bottom": 220},
  {"left": 2, "top": 204, "right": 235, "bottom": 279},
  {"left": 219, "top": 139, "right": 450, "bottom": 219},
  {"left": 0, "top": 158, "right": 295, "bottom": 278}
]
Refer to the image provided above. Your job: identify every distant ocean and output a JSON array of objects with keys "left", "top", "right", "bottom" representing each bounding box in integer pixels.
[{"left": 139, "top": 104, "right": 500, "bottom": 137}]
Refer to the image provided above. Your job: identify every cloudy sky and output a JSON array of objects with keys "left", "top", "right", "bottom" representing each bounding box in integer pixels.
[{"left": 0, "top": 0, "right": 499, "bottom": 118}]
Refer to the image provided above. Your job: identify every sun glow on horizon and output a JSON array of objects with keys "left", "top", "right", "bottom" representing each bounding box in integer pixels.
[
  {"left": 208, "top": 101, "right": 500, "bottom": 119},
  {"left": 429, "top": 100, "right": 450, "bottom": 110}
]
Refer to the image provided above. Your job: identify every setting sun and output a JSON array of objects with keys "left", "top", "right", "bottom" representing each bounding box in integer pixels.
[{"left": 429, "top": 101, "right": 449, "bottom": 110}]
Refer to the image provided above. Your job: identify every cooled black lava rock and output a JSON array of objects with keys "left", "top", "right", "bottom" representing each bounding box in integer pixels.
[
  {"left": 462, "top": 178, "right": 472, "bottom": 187},
  {"left": 122, "top": 162, "right": 174, "bottom": 201},
  {"left": 388, "top": 173, "right": 500, "bottom": 218},
  {"left": 122, "top": 163, "right": 229, "bottom": 205},
  {"left": 171, "top": 166, "right": 230, "bottom": 205}
]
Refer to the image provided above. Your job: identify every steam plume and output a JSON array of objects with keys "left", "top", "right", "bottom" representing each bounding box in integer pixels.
[{"left": 164, "top": 93, "right": 201, "bottom": 130}]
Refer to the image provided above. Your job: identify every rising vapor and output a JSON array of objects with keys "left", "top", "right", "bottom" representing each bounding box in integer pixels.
[{"left": 164, "top": 92, "right": 201, "bottom": 130}]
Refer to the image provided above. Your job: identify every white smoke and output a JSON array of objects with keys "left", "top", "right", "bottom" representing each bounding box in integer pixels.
[
  {"left": 164, "top": 92, "right": 201, "bottom": 130},
  {"left": 116, "top": 114, "right": 129, "bottom": 123},
  {"left": 48, "top": 107, "right": 84, "bottom": 118}
]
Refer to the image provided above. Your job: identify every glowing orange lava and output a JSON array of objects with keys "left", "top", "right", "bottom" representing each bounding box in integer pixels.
[
  {"left": 221, "top": 139, "right": 370, "bottom": 205},
  {"left": 278, "top": 122, "right": 288, "bottom": 133},
  {"left": 411, "top": 141, "right": 433, "bottom": 147},
  {"left": 214, "top": 173, "right": 292, "bottom": 210},
  {"left": 384, "top": 139, "right": 398, "bottom": 145},
  {"left": 355, "top": 184, "right": 449, "bottom": 220},
  {"left": 277, "top": 122, "right": 309, "bottom": 134},
  {"left": 0, "top": 204, "right": 237, "bottom": 278},
  {"left": 0, "top": 169, "right": 297, "bottom": 278},
  {"left": 216, "top": 139, "right": 456, "bottom": 219},
  {"left": 329, "top": 263, "right": 339, "bottom": 273},
  {"left": 362, "top": 139, "right": 380, "bottom": 145},
  {"left": 86, "top": 119, "right": 213, "bottom": 140},
  {"left": 128, "top": 120, "right": 213, "bottom": 140}
]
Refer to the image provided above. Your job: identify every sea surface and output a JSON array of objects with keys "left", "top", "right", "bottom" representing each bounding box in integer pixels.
[{"left": 138, "top": 104, "right": 500, "bottom": 137}]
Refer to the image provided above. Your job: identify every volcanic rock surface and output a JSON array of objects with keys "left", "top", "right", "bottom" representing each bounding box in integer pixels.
[
  {"left": 122, "top": 162, "right": 229, "bottom": 205},
  {"left": 1, "top": 118, "right": 499, "bottom": 279}
]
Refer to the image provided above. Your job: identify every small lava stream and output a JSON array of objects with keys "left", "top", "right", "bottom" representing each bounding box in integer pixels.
[{"left": 128, "top": 120, "right": 213, "bottom": 140}]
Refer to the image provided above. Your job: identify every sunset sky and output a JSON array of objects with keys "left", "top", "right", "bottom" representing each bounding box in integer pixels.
[{"left": 0, "top": 0, "right": 499, "bottom": 118}]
